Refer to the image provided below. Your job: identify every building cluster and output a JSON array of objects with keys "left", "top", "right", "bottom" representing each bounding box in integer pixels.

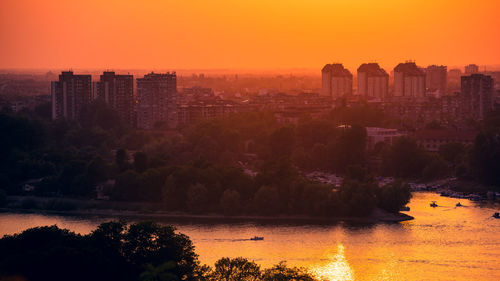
[
  {"left": 51, "top": 71, "right": 179, "bottom": 129},
  {"left": 50, "top": 71, "right": 277, "bottom": 129},
  {"left": 321, "top": 62, "right": 497, "bottom": 122},
  {"left": 50, "top": 70, "right": 339, "bottom": 129},
  {"left": 177, "top": 87, "right": 244, "bottom": 127},
  {"left": 47, "top": 62, "right": 497, "bottom": 141},
  {"left": 321, "top": 62, "right": 499, "bottom": 152},
  {"left": 93, "top": 72, "right": 135, "bottom": 127}
]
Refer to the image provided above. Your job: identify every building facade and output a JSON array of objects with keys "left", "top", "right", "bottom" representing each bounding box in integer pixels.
[
  {"left": 465, "top": 64, "right": 479, "bottom": 75},
  {"left": 366, "top": 127, "right": 406, "bottom": 150},
  {"left": 415, "top": 129, "right": 477, "bottom": 152},
  {"left": 51, "top": 71, "right": 92, "bottom": 120},
  {"left": 94, "top": 72, "right": 135, "bottom": 126},
  {"left": 461, "top": 74, "right": 494, "bottom": 120},
  {"left": 357, "top": 63, "right": 388, "bottom": 100},
  {"left": 393, "top": 62, "right": 426, "bottom": 98},
  {"left": 425, "top": 65, "right": 447, "bottom": 94},
  {"left": 136, "top": 72, "right": 177, "bottom": 129},
  {"left": 321, "top": 64, "right": 352, "bottom": 99}
]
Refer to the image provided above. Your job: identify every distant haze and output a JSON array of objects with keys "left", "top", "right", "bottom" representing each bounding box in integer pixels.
[{"left": 1, "top": 0, "right": 499, "bottom": 70}]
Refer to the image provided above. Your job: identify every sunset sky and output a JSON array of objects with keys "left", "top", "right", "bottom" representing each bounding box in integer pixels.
[{"left": 1, "top": 0, "right": 499, "bottom": 71}]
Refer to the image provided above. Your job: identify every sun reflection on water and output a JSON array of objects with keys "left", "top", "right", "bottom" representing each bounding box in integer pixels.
[{"left": 312, "top": 244, "right": 354, "bottom": 281}]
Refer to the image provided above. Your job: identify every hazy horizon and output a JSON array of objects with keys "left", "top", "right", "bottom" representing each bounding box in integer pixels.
[
  {"left": 1, "top": 0, "right": 500, "bottom": 70},
  {"left": 2, "top": 64, "right": 500, "bottom": 78}
]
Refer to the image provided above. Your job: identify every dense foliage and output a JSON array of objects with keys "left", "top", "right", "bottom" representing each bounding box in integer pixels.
[
  {"left": 3, "top": 100, "right": 498, "bottom": 219},
  {"left": 0, "top": 222, "right": 318, "bottom": 281}
]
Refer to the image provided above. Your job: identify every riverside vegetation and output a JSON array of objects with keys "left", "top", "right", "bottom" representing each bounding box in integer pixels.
[{"left": 2, "top": 100, "right": 499, "bottom": 217}]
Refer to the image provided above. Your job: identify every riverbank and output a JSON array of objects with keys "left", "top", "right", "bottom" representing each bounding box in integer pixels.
[
  {"left": 409, "top": 178, "right": 500, "bottom": 202},
  {"left": 2, "top": 195, "right": 413, "bottom": 223}
]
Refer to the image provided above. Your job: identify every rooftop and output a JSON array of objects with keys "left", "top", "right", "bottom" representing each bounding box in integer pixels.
[
  {"left": 358, "top": 63, "right": 388, "bottom": 77},
  {"left": 322, "top": 63, "right": 353, "bottom": 78},
  {"left": 394, "top": 62, "right": 425, "bottom": 76}
]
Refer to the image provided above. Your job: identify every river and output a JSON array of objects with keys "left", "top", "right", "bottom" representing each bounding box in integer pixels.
[{"left": 0, "top": 192, "right": 499, "bottom": 281}]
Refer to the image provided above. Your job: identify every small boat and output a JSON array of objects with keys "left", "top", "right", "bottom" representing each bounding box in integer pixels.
[
  {"left": 250, "top": 236, "right": 264, "bottom": 241},
  {"left": 456, "top": 202, "right": 463, "bottom": 207},
  {"left": 430, "top": 201, "right": 438, "bottom": 208},
  {"left": 493, "top": 212, "right": 500, "bottom": 219}
]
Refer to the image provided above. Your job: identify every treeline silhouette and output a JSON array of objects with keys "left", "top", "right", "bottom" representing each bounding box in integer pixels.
[{"left": 0, "top": 221, "right": 318, "bottom": 281}]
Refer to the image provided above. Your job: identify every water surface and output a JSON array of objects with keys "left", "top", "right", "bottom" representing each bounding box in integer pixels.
[{"left": 1, "top": 192, "right": 499, "bottom": 281}]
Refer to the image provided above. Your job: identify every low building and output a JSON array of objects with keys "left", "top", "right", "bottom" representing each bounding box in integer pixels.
[
  {"left": 177, "top": 100, "right": 243, "bottom": 127},
  {"left": 414, "top": 129, "right": 477, "bottom": 152},
  {"left": 366, "top": 127, "right": 407, "bottom": 150}
]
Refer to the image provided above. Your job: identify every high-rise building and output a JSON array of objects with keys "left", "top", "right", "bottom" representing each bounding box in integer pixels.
[
  {"left": 465, "top": 64, "right": 479, "bottom": 75},
  {"left": 448, "top": 68, "right": 462, "bottom": 91},
  {"left": 393, "top": 62, "right": 426, "bottom": 98},
  {"left": 321, "top": 64, "right": 352, "bottom": 98},
  {"left": 461, "top": 74, "right": 493, "bottom": 119},
  {"left": 51, "top": 71, "right": 92, "bottom": 120},
  {"left": 425, "top": 65, "right": 447, "bottom": 94},
  {"left": 94, "top": 71, "right": 134, "bottom": 126},
  {"left": 448, "top": 68, "right": 462, "bottom": 81},
  {"left": 136, "top": 72, "right": 177, "bottom": 129},
  {"left": 357, "top": 63, "right": 388, "bottom": 100}
]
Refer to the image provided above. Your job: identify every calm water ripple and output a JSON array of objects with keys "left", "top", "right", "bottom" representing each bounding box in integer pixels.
[{"left": 0, "top": 192, "right": 499, "bottom": 281}]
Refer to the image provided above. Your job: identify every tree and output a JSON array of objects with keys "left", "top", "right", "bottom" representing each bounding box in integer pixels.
[
  {"left": 0, "top": 189, "right": 6, "bottom": 206},
  {"left": 261, "top": 262, "right": 316, "bottom": 281},
  {"left": 0, "top": 222, "right": 201, "bottom": 281},
  {"left": 186, "top": 183, "right": 209, "bottom": 213},
  {"left": 382, "top": 136, "right": 429, "bottom": 178},
  {"left": 78, "top": 99, "right": 123, "bottom": 132},
  {"left": 116, "top": 148, "right": 130, "bottom": 172},
  {"left": 470, "top": 133, "right": 500, "bottom": 187},
  {"left": 439, "top": 142, "right": 466, "bottom": 167},
  {"left": 377, "top": 181, "right": 412, "bottom": 213},
  {"left": 422, "top": 155, "right": 449, "bottom": 181},
  {"left": 140, "top": 262, "right": 180, "bottom": 281},
  {"left": 162, "top": 175, "right": 185, "bottom": 211},
  {"left": 253, "top": 185, "right": 282, "bottom": 215},
  {"left": 333, "top": 126, "right": 366, "bottom": 173},
  {"left": 311, "top": 143, "right": 329, "bottom": 170},
  {"left": 338, "top": 166, "right": 377, "bottom": 216},
  {"left": 219, "top": 189, "right": 242, "bottom": 215},
  {"left": 134, "top": 151, "right": 149, "bottom": 173},
  {"left": 122, "top": 222, "right": 199, "bottom": 279},
  {"left": 0, "top": 225, "right": 131, "bottom": 281},
  {"left": 268, "top": 126, "right": 296, "bottom": 159},
  {"left": 211, "top": 257, "right": 261, "bottom": 281},
  {"left": 112, "top": 170, "right": 140, "bottom": 200},
  {"left": 86, "top": 156, "right": 109, "bottom": 184}
]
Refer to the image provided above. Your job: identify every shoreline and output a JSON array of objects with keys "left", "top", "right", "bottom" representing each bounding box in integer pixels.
[{"left": 1, "top": 196, "right": 413, "bottom": 224}]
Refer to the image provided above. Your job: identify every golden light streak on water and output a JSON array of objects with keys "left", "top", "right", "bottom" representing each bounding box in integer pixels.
[
  {"left": 312, "top": 244, "right": 354, "bottom": 281},
  {"left": 0, "top": 192, "right": 499, "bottom": 280}
]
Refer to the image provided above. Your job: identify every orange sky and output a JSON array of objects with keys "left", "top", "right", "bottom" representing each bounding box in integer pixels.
[{"left": 1, "top": 0, "right": 499, "bottom": 71}]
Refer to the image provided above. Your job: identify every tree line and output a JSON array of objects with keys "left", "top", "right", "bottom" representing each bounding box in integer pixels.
[
  {"left": 1, "top": 100, "right": 499, "bottom": 217},
  {"left": 0, "top": 221, "right": 318, "bottom": 281}
]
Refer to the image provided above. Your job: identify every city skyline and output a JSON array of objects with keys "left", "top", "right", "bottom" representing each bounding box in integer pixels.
[
  {"left": 1, "top": 1, "right": 500, "bottom": 281},
  {"left": 1, "top": 0, "right": 500, "bottom": 70}
]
